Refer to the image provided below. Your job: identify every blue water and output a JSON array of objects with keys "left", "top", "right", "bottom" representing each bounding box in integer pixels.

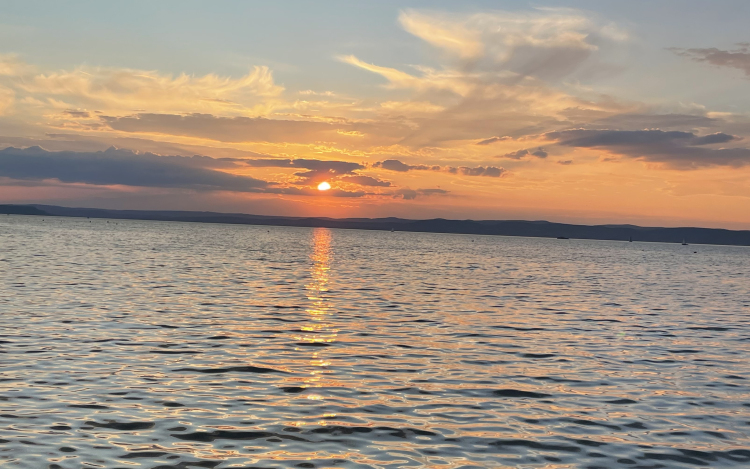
[{"left": 1, "top": 215, "right": 749, "bottom": 468}]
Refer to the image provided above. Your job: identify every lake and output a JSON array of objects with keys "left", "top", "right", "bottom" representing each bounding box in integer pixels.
[{"left": 1, "top": 215, "right": 749, "bottom": 468}]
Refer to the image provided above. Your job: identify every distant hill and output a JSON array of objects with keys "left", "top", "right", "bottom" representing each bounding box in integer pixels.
[
  {"left": 0, "top": 204, "right": 49, "bottom": 216},
  {"left": 2, "top": 204, "right": 748, "bottom": 247}
]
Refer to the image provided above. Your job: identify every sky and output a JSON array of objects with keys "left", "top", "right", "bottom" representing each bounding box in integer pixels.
[{"left": 1, "top": 1, "right": 750, "bottom": 228}]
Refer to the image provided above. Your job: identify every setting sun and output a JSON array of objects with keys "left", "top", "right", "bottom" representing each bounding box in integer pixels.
[{"left": 317, "top": 181, "right": 331, "bottom": 191}]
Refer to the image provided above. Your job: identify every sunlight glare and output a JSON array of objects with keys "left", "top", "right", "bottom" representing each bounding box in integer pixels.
[{"left": 317, "top": 181, "right": 331, "bottom": 191}]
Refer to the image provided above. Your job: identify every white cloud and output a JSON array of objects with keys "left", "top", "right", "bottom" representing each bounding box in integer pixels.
[
  {"left": 398, "top": 8, "right": 627, "bottom": 80},
  {"left": 338, "top": 55, "right": 474, "bottom": 96}
]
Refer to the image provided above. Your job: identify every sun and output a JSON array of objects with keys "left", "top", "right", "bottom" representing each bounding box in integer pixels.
[{"left": 317, "top": 181, "right": 331, "bottom": 191}]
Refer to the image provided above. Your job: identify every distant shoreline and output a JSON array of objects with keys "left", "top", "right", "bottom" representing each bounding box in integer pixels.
[{"left": 2, "top": 203, "right": 749, "bottom": 247}]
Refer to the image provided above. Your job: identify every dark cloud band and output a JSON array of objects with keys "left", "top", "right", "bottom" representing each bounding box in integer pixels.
[
  {"left": 0, "top": 146, "right": 373, "bottom": 197},
  {"left": 546, "top": 129, "right": 749, "bottom": 168},
  {"left": 0, "top": 146, "right": 270, "bottom": 192}
]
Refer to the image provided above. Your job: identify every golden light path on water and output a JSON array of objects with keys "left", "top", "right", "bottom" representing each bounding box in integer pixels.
[{"left": 299, "top": 228, "right": 336, "bottom": 408}]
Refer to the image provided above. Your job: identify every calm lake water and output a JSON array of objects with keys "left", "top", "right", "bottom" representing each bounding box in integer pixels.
[{"left": 1, "top": 215, "right": 749, "bottom": 469}]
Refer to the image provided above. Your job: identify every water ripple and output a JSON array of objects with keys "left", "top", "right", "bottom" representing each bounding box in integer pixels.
[{"left": 0, "top": 215, "right": 749, "bottom": 468}]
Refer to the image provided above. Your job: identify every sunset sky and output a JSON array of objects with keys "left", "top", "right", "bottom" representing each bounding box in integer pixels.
[{"left": 1, "top": 1, "right": 750, "bottom": 228}]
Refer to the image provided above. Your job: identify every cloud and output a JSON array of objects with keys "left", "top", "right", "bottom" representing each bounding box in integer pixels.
[
  {"left": 398, "top": 8, "right": 627, "bottom": 80},
  {"left": 557, "top": 160, "right": 573, "bottom": 165},
  {"left": 392, "top": 187, "right": 448, "bottom": 200},
  {"left": 4, "top": 58, "right": 284, "bottom": 116},
  {"left": 47, "top": 67, "right": 278, "bottom": 112},
  {"left": 499, "top": 148, "right": 548, "bottom": 159},
  {"left": 374, "top": 159, "right": 505, "bottom": 177},
  {"left": 452, "top": 166, "right": 506, "bottom": 177},
  {"left": 0, "top": 86, "right": 13, "bottom": 115},
  {"left": 547, "top": 129, "right": 750, "bottom": 168},
  {"left": 418, "top": 188, "right": 449, "bottom": 195},
  {"left": 399, "top": 10, "right": 484, "bottom": 59},
  {"left": 0, "top": 146, "right": 271, "bottom": 192},
  {"left": 373, "top": 159, "right": 411, "bottom": 172},
  {"left": 0, "top": 54, "right": 33, "bottom": 76},
  {"left": 284, "top": 159, "right": 365, "bottom": 185},
  {"left": 342, "top": 52, "right": 623, "bottom": 148},
  {"left": 216, "top": 156, "right": 371, "bottom": 186},
  {"left": 288, "top": 158, "right": 363, "bottom": 174},
  {"left": 1, "top": 142, "right": 484, "bottom": 197},
  {"left": 691, "top": 132, "right": 737, "bottom": 145},
  {"left": 670, "top": 44, "right": 750, "bottom": 77},
  {"left": 373, "top": 159, "right": 438, "bottom": 172},
  {"left": 264, "top": 186, "right": 366, "bottom": 198},
  {"left": 0, "top": 146, "right": 384, "bottom": 198},
  {"left": 476, "top": 136, "right": 511, "bottom": 145},
  {"left": 592, "top": 113, "right": 719, "bottom": 130},
  {"left": 338, "top": 54, "right": 473, "bottom": 96},
  {"left": 339, "top": 175, "right": 392, "bottom": 187},
  {"left": 549, "top": 129, "right": 734, "bottom": 147},
  {"left": 394, "top": 188, "right": 418, "bottom": 200},
  {"left": 103, "top": 113, "right": 338, "bottom": 144},
  {"left": 101, "top": 112, "right": 409, "bottom": 148},
  {"left": 291, "top": 169, "right": 342, "bottom": 184},
  {"left": 63, "top": 109, "right": 91, "bottom": 118},
  {"left": 330, "top": 189, "right": 367, "bottom": 198},
  {"left": 338, "top": 8, "right": 636, "bottom": 148},
  {"left": 298, "top": 90, "right": 336, "bottom": 96},
  {"left": 338, "top": 55, "right": 422, "bottom": 88},
  {"left": 379, "top": 100, "right": 445, "bottom": 115},
  {"left": 4, "top": 15, "right": 635, "bottom": 155}
]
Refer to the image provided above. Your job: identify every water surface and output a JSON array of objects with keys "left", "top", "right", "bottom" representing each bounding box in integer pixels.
[{"left": 1, "top": 216, "right": 749, "bottom": 468}]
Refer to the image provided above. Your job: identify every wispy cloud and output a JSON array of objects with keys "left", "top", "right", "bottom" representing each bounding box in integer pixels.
[
  {"left": 3, "top": 55, "right": 284, "bottom": 116},
  {"left": 0, "top": 54, "right": 33, "bottom": 76},
  {"left": 338, "top": 54, "right": 472, "bottom": 96}
]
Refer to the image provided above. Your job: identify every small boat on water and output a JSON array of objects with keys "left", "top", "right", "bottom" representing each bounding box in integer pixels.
[
  {"left": 556, "top": 236, "right": 569, "bottom": 240},
  {"left": 629, "top": 236, "right": 632, "bottom": 242},
  {"left": 682, "top": 239, "right": 688, "bottom": 245}
]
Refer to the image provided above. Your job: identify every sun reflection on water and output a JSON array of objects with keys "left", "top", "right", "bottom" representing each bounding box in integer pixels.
[{"left": 295, "top": 228, "right": 338, "bottom": 404}]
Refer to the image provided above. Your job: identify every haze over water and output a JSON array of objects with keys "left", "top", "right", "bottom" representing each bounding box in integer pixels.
[{"left": 1, "top": 215, "right": 749, "bottom": 468}]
